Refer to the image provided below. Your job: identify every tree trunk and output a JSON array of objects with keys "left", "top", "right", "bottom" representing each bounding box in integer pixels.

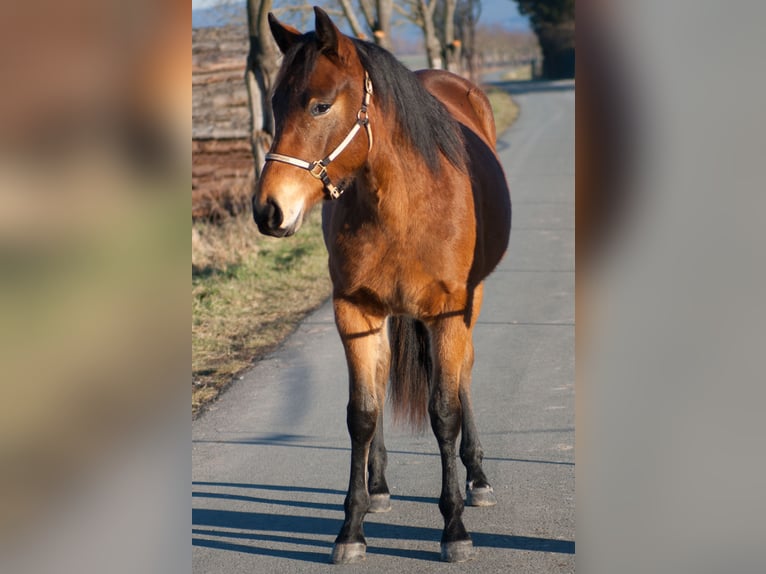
[
  {"left": 245, "top": 0, "right": 278, "bottom": 180},
  {"left": 345, "top": 0, "right": 393, "bottom": 49},
  {"left": 455, "top": 0, "right": 480, "bottom": 83},
  {"left": 338, "top": 0, "right": 368, "bottom": 39},
  {"left": 419, "top": 0, "right": 442, "bottom": 69},
  {"left": 441, "top": 0, "right": 461, "bottom": 74},
  {"left": 374, "top": 0, "right": 393, "bottom": 50}
]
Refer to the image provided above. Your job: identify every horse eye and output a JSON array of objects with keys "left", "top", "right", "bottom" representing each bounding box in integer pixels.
[{"left": 311, "top": 103, "right": 332, "bottom": 117}]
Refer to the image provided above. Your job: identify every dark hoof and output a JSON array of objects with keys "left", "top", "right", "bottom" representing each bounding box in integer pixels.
[
  {"left": 440, "top": 539, "right": 476, "bottom": 562},
  {"left": 465, "top": 484, "right": 497, "bottom": 507},
  {"left": 368, "top": 493, "right": 392, "bottom": 513},
  {"left": 331, "top": 542, "right": 366, "bottom": 564}
]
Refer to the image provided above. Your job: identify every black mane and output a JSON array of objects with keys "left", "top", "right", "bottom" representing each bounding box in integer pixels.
[
  {"left": 353, "top": 40, "right": 467, "bottom": 172},
  {"left": 275, "top": 34, "right": 467, "bottom": 174}
]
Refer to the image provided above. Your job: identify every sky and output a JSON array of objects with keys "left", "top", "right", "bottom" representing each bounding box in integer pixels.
[{"left": 191, "top": 0, "right": 530, "bottom": 31}]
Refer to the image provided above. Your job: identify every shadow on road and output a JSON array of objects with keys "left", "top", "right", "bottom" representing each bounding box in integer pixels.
[
  {"left": 193, "top": 482, "right": 438, "bottom": 505},
  {"left": 192, "top": 485, "right": 575, "bottom": 564},
  {"left": 193, "top": 535, "right": 331, "bottom": 564},
  {"left": 193, "top": 436, "right": 575, "bottom": 467}
]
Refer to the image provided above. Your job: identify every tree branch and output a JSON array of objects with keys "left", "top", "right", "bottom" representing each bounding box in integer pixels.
[
  {"left": 338, "top": 0, "right": 368, "bottom": 39},
  {"left": 359, "top": 0, "right": 376, "bottom": 30}
]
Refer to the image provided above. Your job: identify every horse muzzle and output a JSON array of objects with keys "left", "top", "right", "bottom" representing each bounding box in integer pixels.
[
  {"left": 253, "top": 196, "right": 285, "bottom": 237},
  {"left": 252, "top": 195, "right": 303, "bottom": 237}
]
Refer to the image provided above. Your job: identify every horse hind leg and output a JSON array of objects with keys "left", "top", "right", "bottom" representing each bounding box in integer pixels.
[
  {"left": 459, "top": 284, "right": 497, "bottom": 507},
  {"left": 367, "top": 318, "right": 392, "bottom": 513},
  {"left": 459, "top": 353, "right": 497, "bottom": 507},
  {"left": 428, "top": 316, "right": 477, "bottom": 562}
]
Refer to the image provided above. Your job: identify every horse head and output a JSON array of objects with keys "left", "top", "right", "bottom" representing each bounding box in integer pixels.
[{"left": 252, "top": 7, "right": 372, "bottom": 237}]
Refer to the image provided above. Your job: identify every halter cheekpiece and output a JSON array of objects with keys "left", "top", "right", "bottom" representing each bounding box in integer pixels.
[{"left": 264, "top": 72, "right": 374, "bottom": 200}]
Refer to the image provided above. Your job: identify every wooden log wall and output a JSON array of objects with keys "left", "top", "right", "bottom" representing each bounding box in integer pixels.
[{"left": 192, "top": 25, "right": 253, "bottom": 221}]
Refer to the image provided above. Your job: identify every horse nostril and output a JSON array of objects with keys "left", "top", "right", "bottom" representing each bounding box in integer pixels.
[
  {"left": 254, "top": 196, "right": 284, "bottom": 235},
  {"left": 266, "top": 198, "right": 283, "bottom": 230}
]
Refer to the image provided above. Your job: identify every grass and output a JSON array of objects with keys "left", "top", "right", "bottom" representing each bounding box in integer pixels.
[
  {"left": 501, "top": 63, "right": 534, "bottom": 82},
  {"left": 486, "top": 88, "right": 520, "bottom": 136},
  {"left": 191, "top": 87, "right": 519, "bottom": 417},
  {"left": 192, "top": 209, "right": 331, "bottom": 416}
]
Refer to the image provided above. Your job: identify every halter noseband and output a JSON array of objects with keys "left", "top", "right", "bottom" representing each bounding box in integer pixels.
[{"left": 264, "top": 72, "right": 374, "bottom": 200}]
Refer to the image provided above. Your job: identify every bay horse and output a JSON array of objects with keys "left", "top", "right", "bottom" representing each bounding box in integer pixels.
[{"left": 252, "top": 7, "right": 511, "bottom": 564}]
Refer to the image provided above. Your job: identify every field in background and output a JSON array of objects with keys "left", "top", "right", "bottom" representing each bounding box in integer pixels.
[{"left": 500, "top": 63, "right": 534, "bottom": 81}]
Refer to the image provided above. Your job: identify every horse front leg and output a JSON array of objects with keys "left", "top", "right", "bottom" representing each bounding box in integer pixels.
[
  {"left": 427, "top": 316, "right": 477, "bottom": 562},
  {"left": 331, "top": 299, "right": 385, "bottom": 564}
]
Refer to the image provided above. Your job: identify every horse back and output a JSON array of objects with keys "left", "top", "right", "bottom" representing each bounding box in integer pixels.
[{"left": 415, "top": 69, "right": 497, "bottom": 150}]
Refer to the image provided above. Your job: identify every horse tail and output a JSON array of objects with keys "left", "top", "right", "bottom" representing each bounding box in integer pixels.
[{"left": 388, "top": 316, "right": 432, "bottom": 431}]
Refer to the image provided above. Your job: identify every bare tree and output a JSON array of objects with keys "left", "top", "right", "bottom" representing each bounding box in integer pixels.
[
  {"left": 396, "top": 0, "right": 464, "bottom": 72},
  {"left": 415, "top": 0, "right": 442, "bottom": 68},
  {"left": 245, "top": 0, "right": 278, "bottom": 180},
  {"left": 454, "top": 0, "right": 480, "bottom": 82},
  {"left": 336, "top": 0, "right": 394, "bottom": 49},
  {"left": 435, "top": 0, "right": 460, "bottom": 73}
]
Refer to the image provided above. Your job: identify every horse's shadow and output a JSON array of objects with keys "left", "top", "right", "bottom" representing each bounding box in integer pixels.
[{"left": 192, "top": 483, "right": 574, "bottom": 563}]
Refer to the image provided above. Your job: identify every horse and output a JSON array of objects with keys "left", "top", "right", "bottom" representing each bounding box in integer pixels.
[{"left": 252, "top": 7, "right": 511, "bottom": 564}]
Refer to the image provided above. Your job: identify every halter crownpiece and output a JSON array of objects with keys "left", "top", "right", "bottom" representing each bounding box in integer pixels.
[{"left": 264, "top": 71, "right": 374, "bottom": 200}]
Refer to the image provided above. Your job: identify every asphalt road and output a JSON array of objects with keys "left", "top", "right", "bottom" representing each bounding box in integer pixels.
[{"left": 193, "top": 79, "right": 575, "bottom": 573}]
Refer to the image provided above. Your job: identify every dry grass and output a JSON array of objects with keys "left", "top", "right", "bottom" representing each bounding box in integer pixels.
[
  {"left": 192, "top": 213, "right": 260, "bottom": 272},
  {"left": 486, "top": 88, "right": 520, "bottom": 135},
  {"left": 501, "top": 63, "right": 534, "bottom": 82},
  {"left": 192, "top": 208, "right": 331, "bottom": 416}
]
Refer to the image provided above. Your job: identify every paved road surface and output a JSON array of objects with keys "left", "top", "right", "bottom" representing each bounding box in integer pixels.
[{"left": 193, "top": 79, "right": 575, "bottom": 572}]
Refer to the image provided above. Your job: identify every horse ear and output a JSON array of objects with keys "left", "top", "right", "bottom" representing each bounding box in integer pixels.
[
  {"left": 268, "top": 13, "right": 301, "bottom": 54},
  {"left": 314, "top": 6, "right": 340, "bottom": 55}
]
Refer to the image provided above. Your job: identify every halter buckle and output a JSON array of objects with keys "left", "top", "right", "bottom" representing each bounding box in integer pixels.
[
  {"left": 309, "top": 160, "right": 344, "bottom": 199},
  {"left": 309, "top": 160, "right": 328, "bottom": 181}
]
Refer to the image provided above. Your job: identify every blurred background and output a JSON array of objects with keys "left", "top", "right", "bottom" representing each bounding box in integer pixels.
[
  {"left": 0, "top": 1, "right": 190, "bottom": 573},
  {"left": 577, "top": 2, "right": 766, "bottom": 573},
  {"left": 2, "top": 0, "right": 766, "bottom": 572}
]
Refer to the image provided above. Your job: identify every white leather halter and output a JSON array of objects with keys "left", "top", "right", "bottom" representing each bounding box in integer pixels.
[{"left": 264, "top": 72, "right": 374, "bottom": 200}]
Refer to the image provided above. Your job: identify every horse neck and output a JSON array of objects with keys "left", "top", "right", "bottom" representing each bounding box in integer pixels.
[{"left": 358, "top": 120, "right": 440, "bottom": 220}]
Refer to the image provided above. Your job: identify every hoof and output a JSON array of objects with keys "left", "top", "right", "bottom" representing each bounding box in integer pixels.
[
  {"left": 368, "top": 493, "right": 392, "bottom": 513},
  {"left": 441, "top": 539, "right": 476, "bottom": 562},
  {"left": 465, "top": 484, "right": 497, "bottom": 507},
  {"left": 331, "top": 542, "right": 366, "bottom": 564}
]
